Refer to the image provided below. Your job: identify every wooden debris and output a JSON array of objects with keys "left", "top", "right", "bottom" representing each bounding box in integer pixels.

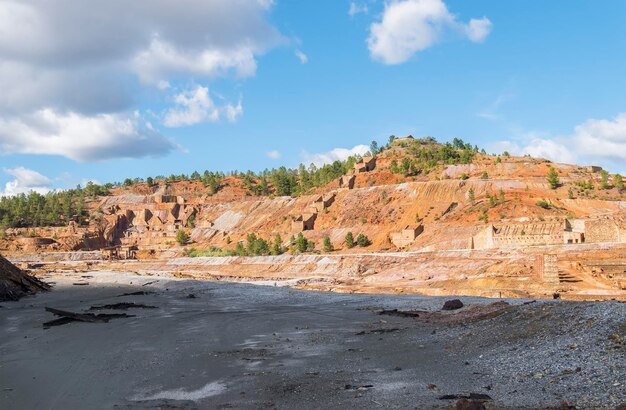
[
  {"left": 88, "top": 303, "right": 156, "bottom": 311},
  {"left": 43, "top": 307, "right": 134, "bottom": 328}
]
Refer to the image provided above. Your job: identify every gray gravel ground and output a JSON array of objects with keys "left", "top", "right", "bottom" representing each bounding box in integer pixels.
[{"left": 0, "top": 271, "right": 624, "bottom": 409}]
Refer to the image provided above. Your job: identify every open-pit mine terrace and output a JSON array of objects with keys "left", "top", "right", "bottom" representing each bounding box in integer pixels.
[{"left": 10, "top": 241, "right": 626, "bottom": 301}]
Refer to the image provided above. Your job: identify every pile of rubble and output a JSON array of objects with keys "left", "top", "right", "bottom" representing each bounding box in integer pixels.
[{"left": 0, "top": 254, "right": 49, "bottom": 301}]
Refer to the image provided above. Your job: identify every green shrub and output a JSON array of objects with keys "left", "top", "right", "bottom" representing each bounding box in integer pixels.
[
  {"left": 546, "top": 167, "right": 560, "bottom": 189},
  {"left": 356, "top": 233, "right": 372, "bottom": 247},
  {"left": 323, "top": 236, "right": 334, "bottom": 252},
  {"left": 176, "top": 230, "right": 190, "bottom": 245},
  {"left": 345, "top": 232, "right": 355, "bottom": 249},
  {"left": 536, "top": 200, "right": 551, "bottom": 209}
]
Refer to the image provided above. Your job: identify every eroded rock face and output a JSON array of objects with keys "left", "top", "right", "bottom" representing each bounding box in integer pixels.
[{"left": 0, "top": 254, "right": 49, "bottom": 302}]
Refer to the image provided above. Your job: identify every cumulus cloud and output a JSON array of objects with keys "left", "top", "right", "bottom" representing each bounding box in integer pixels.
[
  {"left": 492, "top": 113, "right": 626, "bottom": 172},
  {"left": 0, "top": 110, "right": 178, "bottom": 162},
  {"left": 1, "top": 167, "right": 52, "bottom": 196},
  {"left": 266, "top": 150, "right": 281, "bottom": 159},
  {"left": 0, "top": 0, "right": 282, "bottom": 160},
  {"left": 349, "top": 2, "right": 369, "bottom": 17},
  {"left": 294, "top": 49, "right": 309, "bottom": 64},
  {"left": 163, "top": 86, "right": 242, "bottom": 127},
  {"left": 571, "top": 114, "right": 626, "bottom": 162},
  {"left": 301, "top": 144, "right": 370, "bottom": 167},
  {"left": 367, "top": 0, "right": 492, "bottom": 64}
]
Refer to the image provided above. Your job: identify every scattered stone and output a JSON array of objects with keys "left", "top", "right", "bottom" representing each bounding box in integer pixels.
[
  {"left": 442, "top": 299, "right": 464, "bottom": 311},
  {"left": 186, "top": 293, "right": 197, "bottom": 299}
]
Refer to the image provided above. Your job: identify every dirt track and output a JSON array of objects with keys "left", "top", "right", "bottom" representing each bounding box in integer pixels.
[{"left": 1, "top": 271, "right": 624, "bottom": 409}]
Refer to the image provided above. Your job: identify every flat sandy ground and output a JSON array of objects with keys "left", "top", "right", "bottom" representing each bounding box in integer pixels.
[{"left": 0, "top": 271, "right": 624, "bottom": 409}]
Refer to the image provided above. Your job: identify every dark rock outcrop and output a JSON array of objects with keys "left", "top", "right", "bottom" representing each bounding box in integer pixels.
[{"left": 442, "top": 299, "right": 464, "bottom": 310}]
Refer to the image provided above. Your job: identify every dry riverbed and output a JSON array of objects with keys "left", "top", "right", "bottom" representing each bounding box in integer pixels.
[{"left": 0, "top": 271, "right": 624, "bottom": 409}]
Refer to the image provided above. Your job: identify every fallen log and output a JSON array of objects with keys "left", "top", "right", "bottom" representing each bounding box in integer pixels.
[
  {"left": 88, "top": 303, "right": 156, "bottom": 311},
  {"left": 43, "top": 307, "right": 135, "bottom": 328},
  {"left": 378, "top": 309, "right": 425, "bottom": 318}
]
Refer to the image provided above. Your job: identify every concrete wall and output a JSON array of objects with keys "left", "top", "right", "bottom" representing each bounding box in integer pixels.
[{"left": 585, "top": 219, "right": 619, "bottom": 243}]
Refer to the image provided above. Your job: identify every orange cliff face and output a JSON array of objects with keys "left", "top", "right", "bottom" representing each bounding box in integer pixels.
[{"left": 1, "top": 143, "right": 624, "bottom": 256}]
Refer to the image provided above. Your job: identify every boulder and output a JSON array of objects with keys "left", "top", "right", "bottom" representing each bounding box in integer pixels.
[{"left": 442, "top": 299, "right": 464, "bottom": 310}]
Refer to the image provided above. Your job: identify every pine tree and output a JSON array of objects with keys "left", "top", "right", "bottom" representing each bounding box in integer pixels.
[
  {"left": 272, "top": 234, "right": 283, "bottom": 255},
  {"left": 295, "top": 233, "right": 308, "bottom": 253},
  {"left": 345, "top": 232, "right": 355, "bottom": 249},
  {"left": 323, "top": 236, "right": 333, "bottom": 252},
  {"left": 546, "top": 167, "right": 560, "bottom": 189},
  {"left": 356, "top": 233, "right": 372, "bottom": 247},
  {"left": 600, "top": 170, "right": 609, "bottom": 189},
  {"left": 481, "top": 171, "right": 489, "bottom": 180},
  {"left": 176, "top": 229, "right": 190, "bottom": 245},
  {"left": 468, "top": 188, "right": 475, "bottom": 206},
  {"left": 615, "top": 174, "right": 624, "bottom": 190},
  {"left": 370, "top": 140, "right": 379, "bottom": 156}
]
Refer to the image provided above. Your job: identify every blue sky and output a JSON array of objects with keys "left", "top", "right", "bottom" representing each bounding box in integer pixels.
[{"left": 1, "top": 0, "right": 625, "bottom": 195}]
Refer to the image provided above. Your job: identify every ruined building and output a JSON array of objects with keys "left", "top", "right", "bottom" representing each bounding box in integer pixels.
[
  {"left": 470, "top": 217, "right": 626, "bottom": 250},
  {"left": 291, "top": 213, "right": 317, "bottom": 233},
  {"left": 390, "top": 225, "right": 424, "bottom": 248},
  {"left": 354, "top": 157, "right": 377, "bottom": 173},
  {"left": 339, "top": 175, "right": 356, "bottom": 189}
]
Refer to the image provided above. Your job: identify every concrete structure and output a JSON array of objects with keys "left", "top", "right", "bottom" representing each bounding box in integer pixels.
[
  {"left": 563, "top": 231, "right": 584, "bottom": 244},
  {"left": 101, "top": 245, "right": 138, "bottom": 260},
  {"left": 390, "top": 225, "right": 424, "bottom": 248},
  {"left": 339, "top": 175, "right": 356, "bottom": 189},
  {"left": 354, "top": 157, "right": 377, "bottom": 173},
  {"left": 291, "top": 213, "right": 317, "bottom": 233},
  {"left": 535, "top": 254, "right": 559, "bottom": 284},
  {"left": 309, "top": 193, "right": 335, "bottom": 213},
  {"left": 470, "top": 217, "right": 626, "bottom": 250}
]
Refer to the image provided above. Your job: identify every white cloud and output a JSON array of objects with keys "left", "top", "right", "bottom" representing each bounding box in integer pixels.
[
  {"left": 0, "top": 0, "right": 282, "bottom": 160},
  {"left": 294, "top": 49, "right": 309, "bottom": 64},
  {"left": 522, "top": 138, "right": 577, "bottom": 164},
  {"left": 163, "top": 85, "right": 242, "bottom": 127},
  {"left": 349, "top": 2, "right": 369, "bottom": 17},
  {"left": 1, "top": 167, "right": 52, "bottom": 196},
  {"left": 0, "top": 110, "right": 177, "bottom": 162},
  {"left": 492, "top": 113, "right": 626, "bottom": 172},
  {"left": 133, "top": 38, "right": 260, "bottom": 85},
  {"left": 465, "top": 17, "right": 493, "bottom": 43},
  {"left": 367, "top": 0, "right": 492, "bottom": 65},
  {"left": 571, "top": 114, "right": 626, "bottom": 162},
  {"left": 301, "top": 144, "right": 370, "bottom": 167},
  {"left": 266, "top": 150, "right": 281, "bottom": 159}
]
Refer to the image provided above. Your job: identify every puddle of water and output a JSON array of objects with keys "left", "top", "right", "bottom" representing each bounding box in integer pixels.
[{"left": 134, "top": 381, "right": 226, "bottom": 402}]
